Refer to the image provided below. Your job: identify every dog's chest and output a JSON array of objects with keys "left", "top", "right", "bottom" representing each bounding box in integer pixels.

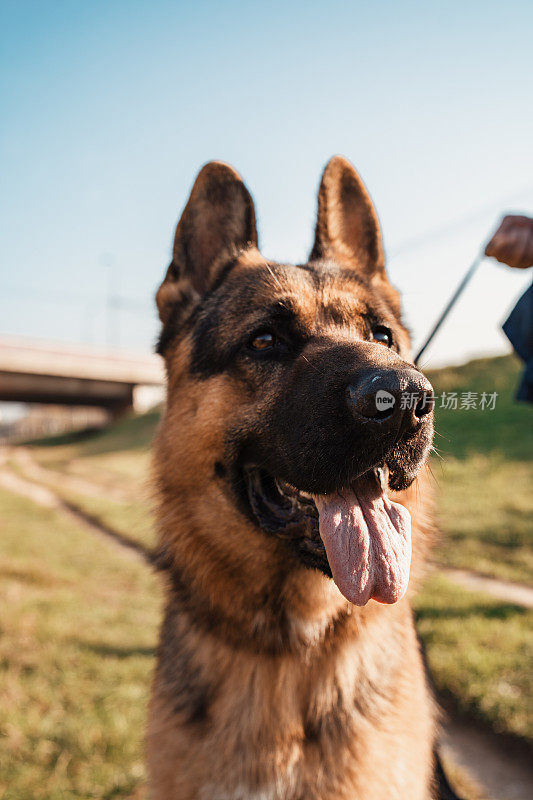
[
  {"left": 148, "top": 608, "right": 435, "bottom": 800},
  {"left": 189, "top": 641, "right": 431, "bottom": 800},
  {"left": 196, "top": 661, "right": 360, "bottom": 799}
]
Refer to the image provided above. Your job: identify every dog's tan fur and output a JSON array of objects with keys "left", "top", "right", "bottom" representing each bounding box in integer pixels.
[{"left": 147, "top": 157, "right": 439, "bottom": 799}]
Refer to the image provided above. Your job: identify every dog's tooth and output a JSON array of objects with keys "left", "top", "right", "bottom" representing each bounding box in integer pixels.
[
  {"left": 380, "top": 464, "right": 390, "bottom": 491},
  {"left": 375, "top": 465, "right": 388, "bottom": 492}
]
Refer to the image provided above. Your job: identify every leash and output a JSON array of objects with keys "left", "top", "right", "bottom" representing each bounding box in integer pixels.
[{"left": 414, "top": 252, "right": 484, "bottom": 366}]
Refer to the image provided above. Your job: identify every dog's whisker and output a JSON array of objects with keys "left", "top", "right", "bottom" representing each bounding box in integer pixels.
[{"left": 265, "top": 263, "right": 285, "bottom": 294}]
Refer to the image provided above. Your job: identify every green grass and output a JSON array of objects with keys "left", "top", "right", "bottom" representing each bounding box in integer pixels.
[
  {"left": 23, "top": 411, "right": 159, "bottom": 552},
  {"left": 0, "top": 489, "right": 160, "bottom": 799},
  {"left": 431, "top": 455, "right": 533, "bottom": 583},
  {"left": 61, "top": 491, "right": 155, "bottom": 551},
  {"left": 427, "top": 354, "right": 532, "bottom": 461},
  {"left": 26, "top": 409, "right": 161, "bottom": 456},
  {"left": 29, "top": 410, "right": 158, "bottom": 498},
  {"left": 415, "top": 574, "right": 533, "bottom": 740},
  {"left": 428, "top": 353, "right": 533, "bottom": 584}
]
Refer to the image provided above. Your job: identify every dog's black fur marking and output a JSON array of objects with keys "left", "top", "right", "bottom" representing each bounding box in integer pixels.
[{"left": 157, "top": 601, "right": 215, "bottom": 728}]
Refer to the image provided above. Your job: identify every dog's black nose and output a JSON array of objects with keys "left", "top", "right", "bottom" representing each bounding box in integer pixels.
[{"left": 346, "top": 368, "right": 434, "bottom": 432}]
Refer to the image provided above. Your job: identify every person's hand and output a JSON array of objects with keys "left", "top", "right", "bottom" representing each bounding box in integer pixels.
[{"left": 485, "top": 214, "right": 533, "bottom": 269}]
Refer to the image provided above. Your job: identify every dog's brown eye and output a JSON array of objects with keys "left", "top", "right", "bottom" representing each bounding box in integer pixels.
[
  {"left": 250, "top": 331, "right": 275, "bottom": 351},
  {"left": 372, "top": 326, "right": 392, "bottom": 347}
]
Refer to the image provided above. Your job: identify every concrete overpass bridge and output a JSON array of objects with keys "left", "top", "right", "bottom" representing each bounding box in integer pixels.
[{"left": 0, "top": 337, "right": 165, "bottom": 415}]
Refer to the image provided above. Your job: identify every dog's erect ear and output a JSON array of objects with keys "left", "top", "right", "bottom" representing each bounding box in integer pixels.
[
  {"left": 310, "top": 156, "right": 385, "bottom": 278},
  {"left": 156, "top": 161, "right": 257, "bottom": 324}
]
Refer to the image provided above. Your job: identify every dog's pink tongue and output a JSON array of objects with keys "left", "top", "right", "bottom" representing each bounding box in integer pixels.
[{"left": 314, "top": 480, "right": 411, "bottom": 606}]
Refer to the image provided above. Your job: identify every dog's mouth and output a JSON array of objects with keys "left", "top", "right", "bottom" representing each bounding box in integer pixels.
[
  {"left": 244, "top": 466, "right": 320, "bottom": 535},
  {"left": 243, "top": 464, "right": 412, "bottom": 606}
]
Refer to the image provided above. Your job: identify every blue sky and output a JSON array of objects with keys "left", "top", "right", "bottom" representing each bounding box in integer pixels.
[{"left": 1, "top": 0, "right": 532, "bottom": 365}]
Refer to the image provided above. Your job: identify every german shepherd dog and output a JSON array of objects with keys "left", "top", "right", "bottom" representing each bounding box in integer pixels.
[{"left": 148, "top": 157, "right": 450, "bottom": 799}]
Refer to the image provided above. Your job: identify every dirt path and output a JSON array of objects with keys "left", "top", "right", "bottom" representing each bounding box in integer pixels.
[
  {"left": 0, "top": 456, "right": 152, "bottom": 563},
  {"left": 0, "top": 465, "right": 59, "bottom": 508},
  {"left": 9, "top": 446, "right": 132, "bottom": 502},
  {"left": 441, "top": 567, "right": 533, "bottom": 609},
  {"left": 442, "top": 715, "right": 533, "bottom": 800}
]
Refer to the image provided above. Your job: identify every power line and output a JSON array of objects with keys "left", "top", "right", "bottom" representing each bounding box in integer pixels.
[
  {"left": 388, "top": 182, "right": 533, "bottom": 259},
  {"left": 2, "top": 180, "right": 533, "bottom": 319}
]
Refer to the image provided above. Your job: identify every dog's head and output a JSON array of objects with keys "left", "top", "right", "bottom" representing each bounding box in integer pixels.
[{"left": 155, "top": 157, "right": 434, "bottom": 608}]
